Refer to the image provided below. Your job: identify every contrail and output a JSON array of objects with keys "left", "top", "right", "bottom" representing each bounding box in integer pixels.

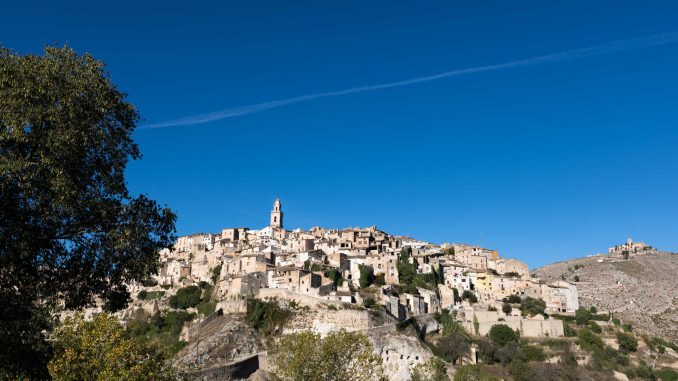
[{"left": 142, "top": 31, "right": 678, "bottom": 129}]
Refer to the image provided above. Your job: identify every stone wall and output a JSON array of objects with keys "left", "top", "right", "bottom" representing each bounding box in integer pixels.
[
  {"left": 284, "top": 309, "right": 373, "bottom": 335},
  {"left": 216, "top": 300, "right": 247, "bottom": 314},
  {"left": 256, "top": 288, "right": 343, "bottom": 308}
]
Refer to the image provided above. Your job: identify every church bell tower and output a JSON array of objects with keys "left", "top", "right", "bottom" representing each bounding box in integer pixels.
[{"left": 270, "top": 198, "right": 283, "bottom": 229}]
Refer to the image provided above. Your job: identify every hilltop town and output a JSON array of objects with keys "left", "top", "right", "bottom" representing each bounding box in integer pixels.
[{"left": 137, "top": 199, "right": 578, "bottom": 326}]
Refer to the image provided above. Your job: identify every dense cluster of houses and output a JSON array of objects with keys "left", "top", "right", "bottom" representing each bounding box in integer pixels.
[{"left": 150, "top": 199, "right": 579, "bottom": 324}]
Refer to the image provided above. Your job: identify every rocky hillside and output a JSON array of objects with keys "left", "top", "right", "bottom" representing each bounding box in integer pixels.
[{"left": 533, "top": 251, "right": 678, "bottom": 342}]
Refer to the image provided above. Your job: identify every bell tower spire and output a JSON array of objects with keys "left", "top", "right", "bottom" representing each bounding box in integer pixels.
[{"left": 270, "top": 197, "right": 283, "bottom": 228}]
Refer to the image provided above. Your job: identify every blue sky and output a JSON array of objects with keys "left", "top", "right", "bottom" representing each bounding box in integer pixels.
[{"left": 4, "top": 1, "right": 677, "bottom": 268}]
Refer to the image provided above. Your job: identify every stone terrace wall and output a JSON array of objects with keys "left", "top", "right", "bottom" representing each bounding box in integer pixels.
[
  {"left": 284, "top": 309, "right": 373, "bottom": 335},
  {"left": 257, "top": 288, "right": 343, "bottom": 308}
]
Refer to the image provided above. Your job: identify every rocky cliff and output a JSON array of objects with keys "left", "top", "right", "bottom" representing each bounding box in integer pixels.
[{"left": 532, "top": 251, "right": 678, "bottom": 342}]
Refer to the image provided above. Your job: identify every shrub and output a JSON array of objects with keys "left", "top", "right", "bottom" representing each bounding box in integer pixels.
[
  {"left": 461, "top": 290, "right": 478, "bottom": 303},
  {"left": 210, "top": 265, "right": 222, "bottom": 284},
  {"left": 564, "top": 322, "right": 577, "bottom": 337},
  {"left": 488, "top": 305, "right": 497, "bottom": 312},
  {"left": 137, "top": 290, "right": 148, "bottom": 300},
  {"left": 575, "top": 307, "right": 592, "bottom": 325},
  {"left": 358, "top": 264, "right": 375, "bottom": 288},
  {"left": 621, "top": 323, "right": 633, "bottom": 333},
  {"left": 488, "top": 324, "right": 519, "bottom": 346},
  {"left": 520, "top": 297, "right": 546, "bottom": 317},
  {"left": 520, "top": 344, "right": 546, "bottom": 362},
  {"left": 612, "top": 318, "right": 620, "bottom": 325},
  {"left": 168, "top": 286, "right": 201, "bottom": 309},
  {"left": 246, "top": 299, "right": 291, "bottom": 335},
  {"left": 573, "top": 275, "right": 580, "bottom": 282},
  {"left": 617, "top": 332, "right": 638, "bottom": 354},
  {"left": 588, "top": 321, "right": 602, "bottom": 334},
  {"left": 502, "top": 303, "right": 512, "bottom": 315},
  {"left": 577, "top": 328, "right": 604, "bottom": 352},
  {"left": 373, "top": 273, "right": 385, "bottom": 286},
  {"left": 363, "top": 297, "right": 377, "bottom": 309},
  {"left": 453, "top": 365, "right": 500, "bottom": 381},
  {"left": 503, "top": 294, "right": 521, "bottom": 304},
  {"left": 411, "top": 357, "right": 449, "bottom": 381},
  {"left": 508, "top": 360, "right": 531, "bottom": 381},
  {"left": 196, "top": 300, "right": 217, "bottom": 316}
]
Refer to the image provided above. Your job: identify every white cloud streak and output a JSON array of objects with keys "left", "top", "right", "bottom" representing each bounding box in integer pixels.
[{"left": 142, "top": 32, "right": 678, "bottom": 129}]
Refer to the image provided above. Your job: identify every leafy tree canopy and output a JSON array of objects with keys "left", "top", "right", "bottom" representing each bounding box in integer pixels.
[
  {"left": 269, "top": 330, "right": 385, "bottom": 381},
  {"left": 48, "top": 313, "right": 174, "bottom": 381},
  {"left": 519, "top": 297, "right": 546, "bottom": 317},
  {"left": 411, "top": 357, "right": 449, "bottom": 381},
  {"left": 0, "top": 46, "right": 176, "bottom": 376},
  {"left": 488, "top": 324, "right": 520, "bottom": 347}
]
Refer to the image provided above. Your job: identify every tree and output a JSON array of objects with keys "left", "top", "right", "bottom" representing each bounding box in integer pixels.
[
  {"left": 488, "top": 324, "right": 519, "bottom": 346},
  {"left": 269, "top": 330, "right": 385, "bottom": 381},
  {"left": 502, "top": 303, "right": 512, "bottom": 315},
  {"left": 461, "top": 290, "right": 478, "bottom": 303},
  {"left": 48, "top": 313, "right": 174, "bottom": 380},
  {"left": 519, "top": 297, "right": 546, "bottom": 317},
  {"left": 577, "top": 328, "right": 605, "bottom": 352},
  {"left": 617, "top": 332, "right": 638, "bottom": 354},
  {"left": 411, "top": 357, "right": 449, "bottom": 381},
  {"left": 573, "top": 275, "right": 580, "bottom": 282},
  {"left": 503, "top": 294, "right": 521, "bottom": 304},
  {"left": 0, "top": 46, "right": 176, "bottom": 377},
  {"left": 358, "top": 264, "right": 375, "bottom": 288},
  {"left": 168, "top": 285, "right": 202, "bottom": 309},
  {"left": 211, "top": 264, "right": 222, "bottom": 284},
  {"left": 508, "top": 360, "right": 531, "bottom": 381},
  {"left": 246, "top": 298, "right": 291, "bottom": 335},
  {"left": 575, "top": 307, "right": 592, "bottom": 325}
]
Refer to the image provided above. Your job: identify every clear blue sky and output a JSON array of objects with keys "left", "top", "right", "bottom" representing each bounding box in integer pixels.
[{"left": 4, "top": 1, "right": 677, "bottom": 268}]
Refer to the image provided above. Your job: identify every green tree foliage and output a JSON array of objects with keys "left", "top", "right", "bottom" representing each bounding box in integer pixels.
[
  {"left": 502, "top": 303, "right": 512, "bottom": 315},
  {"left": 519, "top": 297, "right": 546, "bottom": 317},
  {"left": 126, "top": 310, "right": 195, "bottom": 355},
  {"left": 397, "top": 247, "right": 418, "bottom": 285},
  {"left": 508, "top": 360, "right": 531, "bottom": 381},
  {"left": 588, "top": 320, "right": 602, "bottom": 334},
  {"left": 617, "top": 332, "right": 638, "bottom": 354},
  {"left": 502, "top": 294, "right": 521, "bottom": 304},
  {"left": 48, "top": 313, "right": 174, "bottom": 380},
  {"left": 363, "top": 297, "right": 377, "bottom": 309},
  {"left": 325, "top": 268, "right": 345, "bottom": 286},
  {"left": 358, "top": 264, "right": 375, "bottom": 288},
  {"left": 577, "top": 328, "right": 605, "bottom": 352},
  {"left": 269, "top": 330, "right": 385, "bottom": 381},
  {"left": 453, "top": 365, "right": 500, "bottom": 381},
  {"left": 575, "top": 307, "right": 592, "bottom": 325},
  {"left": 461, "top": 290, "right": 478, "bottom": 303},
  {"left": 169, "top": 285, "right": 202, "bottom": 309},
  {"left": 374, "top": 273, "right": 386, "bottom": 286},
  {"left": 0, "top": 46, "right": 176, "bottom": 377},
  {"left": 411, "top": 357, "right": 449, "bottom": 381},
  {"left": 137, "top": 290, "right": 165, "bottom": 300},
  {"left": 246, "top": 298, "right": 291, "bottom": 335},
  {"left": 433, "top": 310, "right": 471, "bottom": 364},
  {"left": 519, "top": 344, "right": 546, "bottom": 362},
  {"left": 211, "top": 264, "right": 222, "bottom": 284},
  {"left": 488, "top": 324, "right": 519, "bottom": 346}
]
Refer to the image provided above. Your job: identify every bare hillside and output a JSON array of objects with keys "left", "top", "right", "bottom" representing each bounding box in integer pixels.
[{"left": 532, "top": 252, "right": 678, "bottom": 342}]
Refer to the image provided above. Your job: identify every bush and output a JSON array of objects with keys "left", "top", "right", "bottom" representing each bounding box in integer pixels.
[
  {"left": 502, "top": 303, "right": 512, "bottom": 315},
  {"left": 612, "top": 318, "right": 620, "bottom": 326},
  {"left": 461, "top": 290, "right": 478, "bottom": 304},
  {"left": 411, "top": 357, "right": 449, "bottom": 381},
  {"left": 520, "top": 297, "right": 546, "bottom": 317},
  {"left": 454, "top": 365, "right": 500, "bottom": 381},
  {"left": 564, "top": 322, "right": 577, "bottom": 337},
  {"left": 363, "top": 297, "right": 377, "bottom": 309},
  {"left": 168, "top": 286, "right": 201, "bottom": 309},
  {"left": 358, "top": 264, "right": 375, "bottom": 288},
  {"left": 502, "top": 294, "right": 521, "bottom": 304},
  {"left": 617, "top": 332, "right": 638, "bottom": 354},
  {"left": 577, "top": 328, "right": 604, "bottom": 352},
  {"left": 246, "top": 299, "right": 291, "bottom": 335},
  {"left": 211, "top": 265, "right": 222, "bottom": 284},
  {"left": 621, "top": 323, "right": 633, "bottom": 333},
  {"left": 126, "top": 310, "right": 195, "bottom": 355},
  {"left": 588, "top": 321, "right": 602, "bottom": 334},
  {"left": 197, "top": 300, "right": 217, "bottom": 316},
  {"left": 573, "top": 275, "right": 580, "bottom": 282},
  {"left": 508, "top": 360, "right": 531, "bottom": 381},
  {"left": 488, "top": 324, "right": 519, "bottom": 346},
  {"left": 520, "top": 344, "right": 546, "bottom": 362},
  {"left": 575, "top": 307, "right": 592, "bottom": 325}
]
